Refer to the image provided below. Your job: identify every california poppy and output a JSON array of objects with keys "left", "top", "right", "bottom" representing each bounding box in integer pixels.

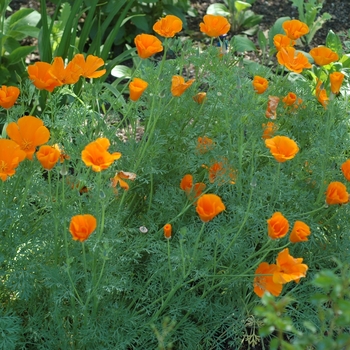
[
  {"left": 199, "top": 15, "right": 231, "bottom": 37},
  {"left": 329, "top": 72, "right": 344, "bottom": 94},
  {"left": 276, "top": 47, "right": 311, "bottom": 74},
  {"left": 267, "top": 212, "right": 289, "bottom": 239},
  {"left": 315, "top": 79, "right": 329, "bottom": 108},
  {"left": 6, "top": 116, "right": 50, "bottom": 160},
  {"left": 153, "top": 15, "right": 182, "bottom": 38},
  {"left": 196, "top": 194, "right": 225, "bottom": 222},
  {"left": 110, "top": 171, "right": 136, "bottom": 191},
  {"left": 69, "top": 214, "right": 97, "bottom": 242},
  {"left": 309, "top": 46, "right": 339, "bottom": 66},
  {"left": 282, "top": 19, "right": 309, "bottom": 40},
  {"left": 163, "top": 223, "right": 172, "bottom": 239},
  {"left": 134, "top": 34, "right": 163, "bottom": 59},
  {"left": 180, "top": 174, "right": 205, "bottom": 203},
  {"left": 325, "top": 181, "right": 349, "bottom": 205},
  {"left": 197, "top": 136, "right": 214, "bottom": 154},
  {"left": 81, "top": 137, "right": 121, "bottom": 172},
  {"left": 36, "top": 145, "right": 61, "bottom": 170},
  {"left": 49, "top": 57, "right": 82, "bottom": 85},
  {"left": 208, "top": 159, "right": 236, "bottom": 185},
  {"left": 289, "top": 221, "right": 311, "bottom": 243},
  {"left": 0, "top": 85, "right": 20, "bottom": 109},
  {"left": 282, "top": 92, "right": 302, "bottom": 109},
  {"left": 193, "top": 92, "right": 207, "bottom": 104},
  {"left": 262, "top": 121, "right": 277, "bottom": 140},
  {"left": 273, "top": 34, "right": 295, "bottom": 51},
  {"left": 252, "top": 76, "right": 268, "bottom": 94},
  {"left": 171, "top": 75, "right": 195, "bottom": 97},
  {"left": 27, "top": 62, "right": 61, "bottom": 92},
  {"left": 265, "top": 95, "right": 280, "bottom": 119},
  {"left": 180, "top": 174, "right": 193, "bottom": 192},
  {"left": 129, "top": 78, "right": 148, "bottom": 101},
  {"left": 254, "top": 262, "right": 283, "bottom": 297},
  {"left": 265, "top": 136, "right": 299, "bottom": 163},
  {"left": 273, "top": 248, "right": 308, "bottom": 284},
  {"left": 0, "top": 139, "right": 26, "bottom": 181},
  {"left": 341, "top": 160, "right": 350, "bottom": 181},
  {"left": 70, "top": 54, "right": 106, "bottom": 79}
]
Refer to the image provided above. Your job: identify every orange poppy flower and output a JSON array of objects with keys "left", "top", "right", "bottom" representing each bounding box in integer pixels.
[
  {"left": 27, "top": 62, "right": 61, "bottom": 92},
  {"left": 196, "top": 193, "right": 225, "bottom": 222},
  {"left": 192, "top": 92, "right": 207, "bottom": 104},
  {"left": 69, "top": 214, "right": 97, "bottom": 242},
  {"left": 0, "top": 85, "right": 20, "bottom": 109},
  {"left": 197, "top": 136, "right": 214, "bottom": 154},
  {"left": 180, "top": 174, "right": 205, "bottom": 203},
  {"left": 81, "top": 137, "right": 121, "bottom": 172},
  {"left": 309, "top": 46, "right": 339, "bottom": 66},
  {"left": 49, "top": 57, "right": 82, "bottom": 85},
  {"left": 289, "top": 221, "right": 311, "bottom": 243},
  {"left": 315, "top": 79, "right": 329, "bottom": 109},
  {"left": 273, "top": 34, "right": 295, "bottom": 51},
  {"left": 282, "top": 92, "right": 303, "bottom": 109},
  {"left": 180, "top": 174, "right": 193, "bottom": 192},
  {"left": 265, "top": 95, "right": 280, "bottom": 119},
  {"left": 329, "top": 72, "right": 344, "bottom": 94},
  {"left": 153, "top": 15, "right": 183, "bottom": 38},
  {"left": 208, "top": 159, "right": 236, "bottom": 185},
  {"left": 36, "top": 145, "right": 61, "bottom": 170},
  {"left": 262, "top": 121, "right": 277, "bottom": 140},
  {"left": 325, "top": 181, "right": 349, "bottom": 205},
  {"left": 276, "top": 47, "right": 312, "bottom": 73},
  {"left": 267, "top": 212, "right": 289, "bottom": 239},
  {"left": 134, "top": 34, "right": 163, "bottom": 59},
  {"left": 0, "top": 139, "right": 26, "bottom": 181},
  {"left": 110, "top": 171, "right": 136, "bottom": 191},
  {"left": 265, "top": 135, "right": 299, "bottom": 163},
  {"left": 70, "top": 54, "right": 106, "bottom": 79},
  {"left": 252, "top": 75, "right": 268, "bottom": 94},
  {"left": 163, "top": 223, "right": 172, "bottom": 239},
  {"left": 171, "top": 75, "right": 195, "bottom": 97},
  {"left": 199, "top": 15, "right": 231, "bottom": 37},
  {"left": 341, "top": 160, "right": 350, "bottom": 181},
  {"left": 282, "top": 19, "right": 309, "bottom": 40},
  {"left": 273, "top": 248, "right": 308, "bottom": 284},
  {"left": 6, "top": 116, "right": 50, "bottom": 160},
  {"left": 129, "top": 78, "right": 148, "bottom": 101},
  {"left": 254, "top": 262, "right": 283, "bottom": 297}
]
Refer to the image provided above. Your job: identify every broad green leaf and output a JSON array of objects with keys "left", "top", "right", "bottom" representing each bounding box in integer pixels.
[
  {"left": 6, "top": 46, "right": 35, "bottom": 65},
  {"left": 207, "top": 3, "right": 230, "bottom": 17},
  {"left": 326, "top": 30, "right": 343, "bottom": 56},
  {"left": 235, "top": 1, "right": 251, "bottom": 13},
  {"left": 111, "top": 65, "right": 132, "bottom": 78},
  {"left": 233, "top": 35, "right": 256, "bottom": 52},
  {"left": 257, "top": 30, "right": 267, "bottom": 51},
  {"left": 11, "top": 25, "right": 40, "bottom": 39},
  {"left": 129, "top": 15, "right": 149, "bottom": 32}
]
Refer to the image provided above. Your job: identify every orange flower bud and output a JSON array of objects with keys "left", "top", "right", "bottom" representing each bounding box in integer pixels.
[
  {"left": 0, "top": 85, "right": 20, "bottom": 109},
  {"left": 309, "top": 46, "right": 339, "bottom": 66},
  {"left": 163, "top": 223, "right": 172, "bottom": 239},
  {"left": 192, "top": 92, "right": 207, "bottom": 104},
  {"left": 36, "top": 145, "right": 61, "bottom": 170},
  {"left": 199, "top": 15, "right": 230, "bottom": 37},
  {"left": 129, "top": 78, "right": 148, "bottom": 101},
  {"left": 265, "top": 136, "right": 299, "bottom": 163},
  {"left": 196, "top": 194, "right": 225, "bottom": 222},
  {"left": 289, "top": 221, "right": 311, "bottom": 243},
  {"left": 325, "top": 181, "right": 349, "bottom": 205},
  {"left": 69, "top": 214, "right": 97, "bottom": 242},
  {"left": 329, "top": 71, "right": 344, "bottom": 94},
  {"left": 282, "top": 19, "right": 309, "bottom": 40},
  {"left": 341, "top": 159, "right": 350, "bottom": 181},
  {"left": 134, "top": 34, "right": 163, "bottom": 59},
  {"left": 153, "top": 15, "right": 182, "bottom": 38},
  {"left": 252, "top": 75, "right": 268, "bottom": 94},
  {"left": 267, "top": 212, "right": 289, "bottom": 239}
]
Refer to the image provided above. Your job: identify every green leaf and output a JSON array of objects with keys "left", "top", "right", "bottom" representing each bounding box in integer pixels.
[
  {"left": 11, "top": 25, "right": 40, "bottom": 39},
  {"left": 235, "top": 1, "right": 251, "bottom": 12},
  {"left": 206, "top": 3, "right": 230, "bottom": 17},
  {"left": 326, "top": 30, "right": 343, "bottom": 56},
  {"left": 257, "top": 30, "right": 267, "bottom": 51},
  {"left": 233, "top": 35, "right": 256, "bottom": 52},
  {"left": 6, "top": 46, "right": 35, "bottom": 65},
  {"left": 110, "top": 65, "right": 132, "bottom": 79}
]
